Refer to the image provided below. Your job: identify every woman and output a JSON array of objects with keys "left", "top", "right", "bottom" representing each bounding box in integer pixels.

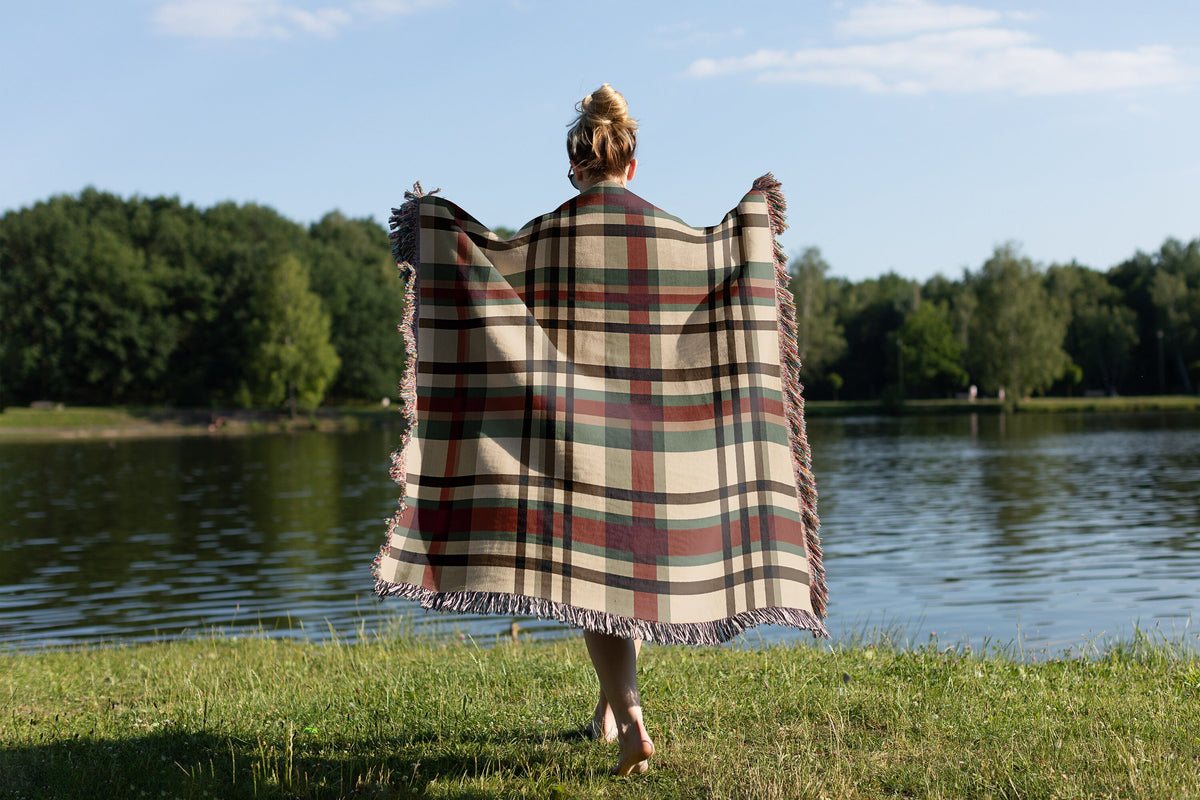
[
  {"left": 563, "top": 85, "right": 653, "bottom": 776},
  {"left": 375, "top": 84, "right": 827, "bottom": 777}
]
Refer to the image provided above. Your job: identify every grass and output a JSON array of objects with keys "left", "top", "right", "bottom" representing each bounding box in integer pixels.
[
  {"left": 1014, "top": 395, "right": 1200, "bottom": 413},
  {"left": 0, "top": 405, "right": 399, "bottom": 440},
  {"left": 806, "top": 395, "right": 1200, "bottom": 416},
  {"left": 0, "top": 406, "right": 150, "bottom": 428},
  {"left": 3, "top": 631, "right": 1199, "bottom": 799},
  {"left": 807, "top": 398, "right": 1009, "bottom": 416}
]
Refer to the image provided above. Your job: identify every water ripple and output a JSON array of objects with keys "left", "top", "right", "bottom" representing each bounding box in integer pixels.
[{"left": 1, "top": 416, "right": 1198, "bottom": 653}]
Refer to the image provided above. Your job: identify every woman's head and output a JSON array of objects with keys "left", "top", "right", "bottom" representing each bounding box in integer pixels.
[{"left": 566, "top": 84, "right": 638, "bottom": 185}]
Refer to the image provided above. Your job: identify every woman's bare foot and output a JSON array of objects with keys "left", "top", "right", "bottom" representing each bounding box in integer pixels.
[
  {"left": 588, "top": 694, "right": 617, "bottom": 742},
  {"left": 612, "top": 722, "right": 654, "bottom": 777},
  {"left": 582, "top": 632, "right": 651, "bottom": 777}
]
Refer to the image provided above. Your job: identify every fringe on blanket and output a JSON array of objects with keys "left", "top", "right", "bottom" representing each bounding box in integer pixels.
[
  {"left": 374, "top": 580, "right": 830, "bottom": 645},
  {"left": 372, "top": 183, "right": 433, "bottom": 581},
  {"left": 753, "top": 173, "right": 827, "bottom": 620}
]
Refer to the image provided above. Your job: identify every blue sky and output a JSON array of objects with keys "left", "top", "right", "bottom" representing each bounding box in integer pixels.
[{"left": 2, "top": 0, "right": 1197, "bottom": 282}]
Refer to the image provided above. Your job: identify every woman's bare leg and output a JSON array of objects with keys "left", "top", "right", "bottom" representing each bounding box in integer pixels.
[
  {"left": 583, "top": 631, "right": 653, "bottom": 775},
  {"left": 589, "top": 639, "right": 641, "bottom": 742}
]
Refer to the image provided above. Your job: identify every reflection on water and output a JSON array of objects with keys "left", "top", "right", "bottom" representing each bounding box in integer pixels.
[
  {"left": 0, "top": 431, "right": 573, "bottom": 649},
  {"left": 1, "top": 414, "right": 1198, "bottom": 652},
  {"left": 815, "top": 412, "right": 1200, "bottom": 651}
]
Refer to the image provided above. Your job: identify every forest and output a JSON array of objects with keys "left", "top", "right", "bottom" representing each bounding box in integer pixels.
[
  {"left": 0, "top": 189, "right": 402, "bottom": 411},
  {"left": 1, "top": 188, "right": 1198, "bottom": 409}
]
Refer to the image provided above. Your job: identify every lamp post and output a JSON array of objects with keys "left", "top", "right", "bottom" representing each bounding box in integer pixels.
[{"left": 1157, "top": 328, "right": 1165, "bottom": 395}]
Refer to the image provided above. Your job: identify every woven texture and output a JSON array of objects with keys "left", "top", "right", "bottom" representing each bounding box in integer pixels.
[{"left": 374, "top": 176, "right": 827, "bottom": 644}]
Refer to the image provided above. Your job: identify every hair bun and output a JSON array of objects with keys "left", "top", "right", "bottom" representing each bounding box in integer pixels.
[
  {"left": 566, "top": 84, "right": 638, "bottom": 181},
  {"left": 581, "top": 83, "right": 630, "bottom": 127}
]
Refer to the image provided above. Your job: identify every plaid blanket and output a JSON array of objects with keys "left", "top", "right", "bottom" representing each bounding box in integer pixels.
[{"left": 373, "top": 175, "right": 827, "bottom": 644}]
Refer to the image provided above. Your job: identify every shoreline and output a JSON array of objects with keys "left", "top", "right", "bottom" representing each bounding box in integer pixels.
[
  {"left": 806, "top": 394, "right": 1200, "bottom": 416},
  {"left": 3, "top": 396, "right": 1199, "bottom": 442},
  {"left": 0, "top": 405, "right": 400, "bottom": 442}
]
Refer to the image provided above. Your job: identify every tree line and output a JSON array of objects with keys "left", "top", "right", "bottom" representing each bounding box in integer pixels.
[
  {"left": 790, "top": 238, "right": 1200, "bottom": 401},
  {"left": 0, "top": 189, "right": 405, "bottom": 411},
  {"left": 1, "top": 189, "right": 1197, "bottom": 409}
]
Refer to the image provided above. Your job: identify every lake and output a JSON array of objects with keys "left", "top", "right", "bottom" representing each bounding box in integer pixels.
[{"left": 2, "top": 412, "right": 1198, "bottom": 654}]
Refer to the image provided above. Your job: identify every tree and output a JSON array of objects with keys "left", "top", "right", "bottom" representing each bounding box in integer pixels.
[
  {"left": 830, "top": 271, "right": 919, "bottom": 399},
  {"left": 0, "top": 191, "right": 179, "bottom": 404},
  {"left": 1150, "top": 267, "right": 1195, "bottom": 393},
  {"left": 193, "top": 202, "right": 314, "bottom": 406},
  {"left": 307, "top": 212, "right": 407, "bottom": 400},
  {"left": 74, "top": 219, "right": 178, "bottom": 401},
  {"left": 896, "top": 301, "right": 968, "bottom": 398},
  {"left": 1109, "top": 237, "right": 1200, "bottom": 395},
  {"left": 1073, "top": 303, "right": 1138, "bottom": 395},
  {"left": 1046, "top": 262, "right": 1138, "bottom": 395},
  {"left": 0, "top": 195, "right": 83, "bottom": 403},
  {"left": 966, "top": 244, "right": 1069, "bottom": 399},
  {"left": 241, "top": 254, "right": 341, "bottom": 414},
  {"left": 787, "top": 247, "right": 846, "bottom": 393}
]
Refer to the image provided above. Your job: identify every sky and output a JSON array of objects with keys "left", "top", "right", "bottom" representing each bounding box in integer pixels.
[{"left": 2, "top": 0, "right": 1198, "bottom": 283}]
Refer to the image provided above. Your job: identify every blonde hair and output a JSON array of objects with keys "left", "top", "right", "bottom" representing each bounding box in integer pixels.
[{"left": 566, "top": 84, "right": 638, "bottom": 182}]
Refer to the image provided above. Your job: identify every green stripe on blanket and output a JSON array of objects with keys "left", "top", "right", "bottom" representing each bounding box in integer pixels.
[{"left": 373, "top": 175, "right": 827, "bottom": 644}]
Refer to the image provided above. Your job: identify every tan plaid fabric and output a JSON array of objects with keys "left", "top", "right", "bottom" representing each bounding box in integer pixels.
[{"left": 374, "top": 176, "right": 826, "bottom": 644}]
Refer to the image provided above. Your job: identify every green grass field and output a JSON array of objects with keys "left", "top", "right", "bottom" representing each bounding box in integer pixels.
[
  {"left": 0, "top": 404, "right": 400, "bottom": 440},
  {"left": 0, "top": 406, "right": 150, "bottom": 428},
  {"left": 805, "top": 395, "right": 1200, "bottom": 416},
  {"left": 3, "top": 632, "right": 1198, "bottom": 799},
  {"left": 1013, "top": 395, "right": 1200, "bottom": 413}
]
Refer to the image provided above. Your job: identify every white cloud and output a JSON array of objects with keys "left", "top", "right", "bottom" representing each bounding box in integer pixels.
[
  {"left": 286, "top": 7, "right": 353, "bottom": 36},
  {"left": 152, "top": 0, "right": 442, "bottom": 39},
  {"left": 353, "top": 0, "right": 447, "bottom": 17},
  {"left": 153, "top": 0, "right": 289, "bottom": 39},
  {"left": 653, "top": 22, "right": 747, "bottom": 49},
  {"left": 838, "top": 0, "right": 1000, "bottom": 38},
  {"left": 686, "top": 1, "right": 1195, "bottom": 95}
]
